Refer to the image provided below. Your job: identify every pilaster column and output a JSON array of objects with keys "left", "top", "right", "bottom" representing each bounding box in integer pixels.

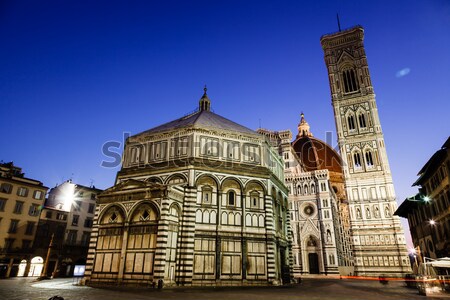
[
  {"left": 176, "top": 186, "right": 197, "bottom": 285},
  {"left": 153, "top": 198, "right": 170, "bottom": 281},
  {"left": 117, "top": 223, "right": 129, "bottom": 283},
  {"left": 264, "top": 194, "right": 277, "bottom": 283}
]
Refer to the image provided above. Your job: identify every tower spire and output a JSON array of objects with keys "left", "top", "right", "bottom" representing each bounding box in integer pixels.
[
  {"left": 199, "top": 85, "right": 211, "bottom": 112},
  {"left": 297, "top": 112, "right": 313, "bottom": 137}
]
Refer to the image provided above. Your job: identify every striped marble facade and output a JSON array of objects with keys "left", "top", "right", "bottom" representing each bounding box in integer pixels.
[{"left": 84, "top": 91, "right": 292, "bottom": 286}]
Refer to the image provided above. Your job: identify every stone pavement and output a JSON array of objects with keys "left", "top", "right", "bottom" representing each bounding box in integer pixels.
[{"left": 0, "top": 277, "right": 448, "bottom": 300}]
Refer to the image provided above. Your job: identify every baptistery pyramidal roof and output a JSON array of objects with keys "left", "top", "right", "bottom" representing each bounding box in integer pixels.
[{"left": 137, "top": 87, "right": 258, "bottom": 137}]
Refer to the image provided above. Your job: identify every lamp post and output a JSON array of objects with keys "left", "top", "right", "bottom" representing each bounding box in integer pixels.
[{"left": 41, "top": 233, "right": 54, "bottom": 278}]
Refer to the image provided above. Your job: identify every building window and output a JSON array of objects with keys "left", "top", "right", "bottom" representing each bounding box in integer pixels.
[
  {"left": 365, "top": 151, "right": 374, "bottom": 166},
  {"left": 56, "top": 213, "right": 67, "bottom": 221},
  {"left": 56, "top": 225, "right": 65, "bottom": 238},
  {"left": 81, "top": 232, "right": 90, "bottom": 246},
  {"left": 0, "top": 183, "right": 12, "bottom": 194},
  {"left": 22, "top": 240, "right": 31, "bottom": 250},
  {"left": 17, "top": 187, "right": 28, "bottom": 197},
  {"left": 73, "top": 200, "right": 82, "bottom": 211},
  {"left": 353, "top": 153, "right": 362, "bottom": 168},
  {"left": 0, "top": 198, "right": 6, "bottom": 211},
  {"left": 4, "top": 238, "right": 14, "bottom": 251},
  {"left": 250, "top": 191, "right": 260, "bottom": 209},
  {"left": 28, "top": 204, "right": 40, "bottom": 216},
  {"left": 8, "top": 220, "right": 19, "bottom": 233},
  {"left": 202, "top": 186, "right": 212, "bottom": 204},
  {"left": 90, "top": 193, "right": 96, "bottom": 200},
  {"left": 347, "top": 115, "right": 356, "bottom": 130},
  {"left": 45, "top": 211, "right": 52, "bottom": 219},
  {"left": 228, "top": 191, "right": 236, "bottom": 206},
  {"left": 67, "top": 230, "right": 77, "bottom": 245},
  {"left": 84, "top": 217, "right": 93, "bottom": 228},
  {"left": 72, "top": 215, "right": 79, "bottom": 226},
  {"left": 25, "top": 222, "right": 35, "bottom": 235},
  {"left": 14, "top": 201, "right": 24, "bottom": 214},
  {"left": 358, "top": 114, "right": 367, "bottom": 128},
  {"left": 88, "top": 203, "right": 95, "bottom": 214},
  {"left": 342, "top": 69, "right": 359, "bottom": 93},
  {"left": 33, "top": 190, "right": 43, "bottom": 200}
]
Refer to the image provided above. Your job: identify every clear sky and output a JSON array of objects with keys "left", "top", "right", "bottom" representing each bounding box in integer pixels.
[{"left": 1, "top": 1, "right": 449, "bottom": 245}]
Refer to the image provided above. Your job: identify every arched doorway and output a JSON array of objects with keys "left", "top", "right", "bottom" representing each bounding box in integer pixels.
[
  {"left": 29, "top": 256, "right": 44, "bottom": 277},
  {"left": 305, "top": 236, "right": 320, "bottom": 274},
  {"left": 17, "top": 259, "right": 27, "bottom": 277}
]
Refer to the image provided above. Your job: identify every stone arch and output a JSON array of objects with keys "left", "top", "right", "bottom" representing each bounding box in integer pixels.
[
  {"left": 127, "top": 201, "right": 160, "bottom": 223},
  {"left": 221, "top": 178, "right": 243, "bottom": 207},
  {"left": 203, "top": 210, "right": 210, "bottom": 223},
  {"left": 196, "top": 174, "right": 220, "bottom": 189},
  {"left": 220, "top": 177, "right": 244, "bottom": 192},
  {"left": 235, "top": 213, "right": 241, "bottom": 226},
  {"left": 196, "top": 209, "right": 203, "bottom": 223},
  {"left": 245, "top": 181, "right": 265, "bottom": 209},
  {"left": 258, "top": 215, "right": 265, "bottom": 227},
  {"left": 210, "top": 210, "right": 217, "bottom": 224},
  {"left": 145, "top": 176, "right": 163, "bottom": 184},
  {"left": 165, "top": 173, "right": 188, "bottom": 185},
  {"left": 99, "top": 204, "right": 126, "bottom": 225},
  {"left": 244, "top": 180, "right": 267, "bottom": 194},
  {"left": 169, "top": 202, "right": 181, "bottom": 218},
  {"left": 196, "top": 175, "right": 219, "bottom": 205}
]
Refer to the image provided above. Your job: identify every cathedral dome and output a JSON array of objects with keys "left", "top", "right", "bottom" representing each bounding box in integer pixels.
[
  {"left": 292, "top": 135, "right": 343, "bottom": 173},
  {"left": 291, "top": 113, "right": 343, "bottom": 174}
]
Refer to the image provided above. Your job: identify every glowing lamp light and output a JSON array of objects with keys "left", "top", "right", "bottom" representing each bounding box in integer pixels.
[
  {"left": 429, "top": 220, "right": 436, "bottom": 226},
  {"left": 61, "top": 182, "right": 76, "bottom": 212},
  {"left": 423, "top": 196, "right": 431, "bottom": 202},
  {"left": 409, "top": 248, "right": 417, "bottom": 255}
]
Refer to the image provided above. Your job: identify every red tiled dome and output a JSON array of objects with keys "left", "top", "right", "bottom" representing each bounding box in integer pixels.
[{"left": 292, "top": 136, "right": 343, "bottom": 173}]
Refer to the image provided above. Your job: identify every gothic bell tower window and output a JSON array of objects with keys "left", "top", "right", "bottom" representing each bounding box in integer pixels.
[
  {"left": 358, "top": 114, "right": 367, "bottom": 128},
  {"left": 365, "top": 151, "right": 374, "bottom": 167},
  {"left": 353, "top": 152, "right": 362, "bottom": 168},
  {"left": 342, "top": 68, "right": 359, "bottom": 93},
  {"left": 348, "top": 115, "right": 356, "bottom": 131}
]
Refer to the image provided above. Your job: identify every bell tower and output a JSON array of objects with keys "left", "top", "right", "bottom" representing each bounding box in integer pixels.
[{"left": 320, "top": 26, "right": 410, "bottom": 276}]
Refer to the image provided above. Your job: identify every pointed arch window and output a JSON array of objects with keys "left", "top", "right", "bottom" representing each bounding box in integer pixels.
[
  {"left": 353, "top": 152, "right": 362, "bottom": 168},
  {"left": 348, "top": 115, "right": 356, "bottom": 130},
  {"left": 342, "top": 69, "right": 359, "bottom": 93},
  {"left": 228, "top": 190, "right": 236, "bottom": 206},
  {"left": 358, "top": 114, "right": 367, "bottom": 128},
  {"left": 365, "top": 151, "right": 374, "bottom": 166},
  {"left": 297, "top": 185, "right": 302, "bottom": 195}
]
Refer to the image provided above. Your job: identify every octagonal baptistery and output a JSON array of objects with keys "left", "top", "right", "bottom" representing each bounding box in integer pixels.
[{"left": 84, "top": 88, "right": 292, "bottom": 287}]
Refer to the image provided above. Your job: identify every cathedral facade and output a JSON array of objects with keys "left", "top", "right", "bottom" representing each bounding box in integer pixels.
[
  {"left": 84, "top": 90, "right": 292, "bottom": 286},
  {"left": 259, "top": 114, "right": 354, "bottom": 276}
]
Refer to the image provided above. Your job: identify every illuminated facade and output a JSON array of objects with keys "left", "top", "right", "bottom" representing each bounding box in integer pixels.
[
  {"left": 84, "top": 89, "right": 292, "bottom": 286},
  {"left": 258, "top": 114, "right": 354, "bottom": 276},
  {"left": 0, "top": 162, "right": 48, "bottom": 278},
  {"left": 320, "top": 26, "right": 410, "bottom": 276},
  {"left": 396, "top": 137, "right": 450, "bottom": 260},
  {"left": 33, "top": 181, "right": 101, "bottom": 277}
]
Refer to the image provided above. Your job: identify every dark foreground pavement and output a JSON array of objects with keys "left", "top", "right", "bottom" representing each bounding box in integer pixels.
[{"left": 0, "top": 277, "right": 447, "bottom": 300}]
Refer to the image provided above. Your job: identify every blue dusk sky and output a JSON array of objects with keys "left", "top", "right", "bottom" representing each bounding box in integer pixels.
[{"left": 1, "top": 1, "right": 449, "bottom": 245}]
